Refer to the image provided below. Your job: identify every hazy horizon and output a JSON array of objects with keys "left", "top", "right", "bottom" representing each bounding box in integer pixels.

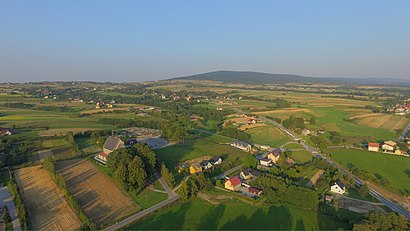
[{"left": 1, "top": 0, "right": 410, "bottom": 82}]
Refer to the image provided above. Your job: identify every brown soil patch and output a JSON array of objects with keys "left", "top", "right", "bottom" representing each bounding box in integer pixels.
[
  {"left": 14, "top": 166, "right": 82, "bottom": 230},
  {"left": 306, "top": 169, "right": 324, "bottom": 188},
  {"left": 197, "top": 192, "right": 234, "bottom": 205},
  {"left": 55, "top": 159, "right": 140, "bottom": 227}
]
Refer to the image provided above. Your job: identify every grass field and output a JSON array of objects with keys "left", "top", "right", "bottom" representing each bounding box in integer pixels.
[
  {"left": 55, "top": 159, "right": 140, "bottom": 227},
  {"left": 290, "top": 150, "right": 313, "bottom": 164},
  {"left": 133, "top": 188, "right": 168, "bottom": 209},
  {"left": 76, "top": 137, "right": 101, "bottom": 156},
  {"left": 155, "top": 134, "right": 248, "bottom": 169},
  {"left": 14, "top": 166, "right": 83, "bottom": 230},
  {"left": 350, "top": 113, "right": 410, "bottom": 131},
  {"left": 329, "top": 148, "right": 410, "bottom": 193},
  {"left": 132, "top": 198, "right": 351, "bottom": 230},
  {"left": 245, "top": 125, "right": 290, "bottom": 147}
]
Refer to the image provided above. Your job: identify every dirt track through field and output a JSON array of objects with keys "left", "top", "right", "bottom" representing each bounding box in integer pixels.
[
  {"left": 14, "top": 166, "right": 82, "bottom": 231},
  {"left": 55, "top": 159, "right": 140, "bottom": 227}
]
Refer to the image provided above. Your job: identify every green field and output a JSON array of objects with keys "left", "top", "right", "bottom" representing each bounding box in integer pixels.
[
  {"left": 155, "top": 134, "right": 248, "bottom": 169},
  {"left": 246, "top": 125, "right": 290, "bottom": 147},
  {"left": 290, "top": 150, "right": 313, "bottom": 164},
  {"left": 329, "top": 148, "right": 410, "bottom": 193},
  {"left": 132, "top": 198, "right": 351, "bottom": 230},
  {"left": 133, "top": 188, "right": 168, "bottom": 209}
]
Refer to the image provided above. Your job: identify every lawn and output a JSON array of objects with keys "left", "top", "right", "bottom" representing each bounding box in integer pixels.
[
  {"left": 132, "top": 197, "right": 351, "bottom": 230},
  {"left": 133, "top": 188, "right": 168, "bottom": 209},
  {"left": 283, "top": 142, "right": 303, "bottom": 149},
  {"left": 155, "top": 134, "right": 248, "bottom": 169},
  {"left": 245, "top": 125, "right": 290, "bottom": 147},
  {"left": 329, "top": 148, "right": 410, "bottom": 193},
  {"left": 76, "top": 137, "right": 101, "bottom": 156}
]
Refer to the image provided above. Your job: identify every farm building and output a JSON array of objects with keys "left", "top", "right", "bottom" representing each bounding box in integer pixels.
[
  {"left": 225, "top": 176, "right": 241, "bottom": 191},
  {"left": 248, "top": 187, "right": 263, "bottom": 197},
  {"left": 368, "top": 142, "right": 380, "bottom": 152},
  {"left": 0, "top": 128, "right": 15, "bottom": 136},
  {"left": 382, "top": 141, "right": 396, "bottom": 152},
  {"left": 330, "top": 181, "right": 346, "bottom": 195},
  {"left": 231, "top": 140, "right": 252, "bottom": 152},
  {"left": 98, "top": 136, "right": 124, "bottom": 161},
  {"left": 301, "top": 129, "right": 311, "bottom": 136},
  {"left": 200, "top": 160, "right": 213, "bottom": 170}
]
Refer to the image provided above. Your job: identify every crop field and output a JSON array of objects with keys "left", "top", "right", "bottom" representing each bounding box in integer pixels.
[
  {"left": 289, "top": 150, "right": 313, "bottom": 164},
  {"left": 350, "top": 113, "right": 409, "bottom": 131},
  {"left": 55, "top": 159, "right": 140, "bottom": 227},
  {"left": 329, "top": 148, "right": 410, "bottom": 193},
  {"left": 246, "top": 125, "right": 290, "bottom": 147},
  {"left": 155, "top": 134, "right": 248, "bottom": 169},
  {"left": 14, "top": 166, "right": 82, "bottom": 230},
  {"left": 132, "top": 197, "right": 350, "bottom": 230}
]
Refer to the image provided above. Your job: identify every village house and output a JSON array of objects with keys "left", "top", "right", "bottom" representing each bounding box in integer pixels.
[
  {"left": 330, "top": 181, "right": 346, "bottom": 195},
  {"left": 189, "top": 163, "right": 203, "bottom": 174},
  {"left": 225, "top": 176, "right": 242, "bottom": 191},
  {"left": 200, "top": 160, "right": 213, "bottom": 170},
  {"left": 247, "top": 116, "right": 256, "bottom": 125},
  {"left": 368, "top": 142, "right": 380, "bottom": 152},
  {"left": 286, "top": 157, "right": 296, "bottom": 166},
  {"left": 267, "top": 150, "right": 281, "bottom": 163},
  {"left": 301, "top": 128, "right": 311, "bottom": 136},
  {"left": 98, "top": 136, "right": 124, "bottom": 162},
  {"left": 210, "top": 156, "right": 223, "bottom": 165},
  {"left": 231, "top": 140, "right": 252, "bottom": 152},
  {"left": 0, "top": 128, "right": 15, "bottom": 136},
  {"left": 259, "top": 157, "right": 273, "bottom": 167},
  {"left": 382, "top": 141, "right": 396, "bottom": 152},
  {"left": 325, "top": 195, "right": 333, "bottom": 204},
  {"left": 124, "top": 138, "right": 138, "bottom": 148},
  {"left": 240, "top": 169, "right": 254, "bottom": 180},
  {"left": 248, "top": 187, "right": 263, "bottom": 197}
]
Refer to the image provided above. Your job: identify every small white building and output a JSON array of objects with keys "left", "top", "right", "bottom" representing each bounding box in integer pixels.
[
  {"left": 382, "top": 141, "right": 396, "bottom": 152},
  {"left": 368, "top": 142, "right": 380, "bottom": 152},
  {"left": 259, "top": 157, "right": 273, "bottom": 167},
  {"left": 231, "top": 140, "right": 252, "bottom": 152},
  {"left": 330, "top": 181, "right": 346, "bottom": 195}
]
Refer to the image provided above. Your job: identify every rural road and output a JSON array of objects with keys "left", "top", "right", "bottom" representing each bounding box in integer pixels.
[
  {"left": 103, "top": 171, "right": 179, "bottom": 231},
  {"left": 262, "top": 115, "right": 410, "bottom": 220},
  {"left": 397, "top": 121, "right": 410, "bottom": 142},
  {"left": 215, "top": 164, "right": 244, "bottom": 180},
  {"left": 0, "top": 186, "right": 21, "bottom": 231}
]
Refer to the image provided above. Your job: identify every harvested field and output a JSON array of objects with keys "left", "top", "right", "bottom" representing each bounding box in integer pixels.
[
  {"left": 14, "top": 166, "right": 82, "bottom": 231},
  {"left": 252, "top": 108, "right": 311, "bottom": 115},
  {"left": 55, "top": 159, "right": 140, "bottom": 227}
]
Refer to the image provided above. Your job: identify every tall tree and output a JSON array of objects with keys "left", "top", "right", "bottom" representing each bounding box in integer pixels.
[{"left": 128, "top": 156, "right": 147, "bottom": 189}]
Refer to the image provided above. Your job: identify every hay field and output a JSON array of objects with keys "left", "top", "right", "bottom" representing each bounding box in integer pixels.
[
  {"left": 246, "top": 125, "right": 290, "bottom": 147},
  {"left": 14, "top": 166, "right": 82, "bottom": 230},
  {"left": 55, "top": 159, "right": 140, "bottom": 227}
]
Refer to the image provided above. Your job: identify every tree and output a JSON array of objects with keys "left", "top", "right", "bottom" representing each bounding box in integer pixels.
[
  {"left": 180, "top": 181, "right": 189, "bottom": 201},
  {"left": 353, "top": 211, "right": 408, "bottom": 231},
  {"left": 115, "top": 164, "right": 128, "bottom": 185},
  {"left": 2, "top": 206, "right": 11, "bottom": 223},
  {"left": 397, "top": 142, "right": 409, "bottom": 152},
  {"left": 128, "top": 156, "right": 147, "bottom": 189},
  {"left": 358, "top": 184, "right": 370, "bottom": 197},
  {"left": 161, "top": 163, "right": 174, "bottom": 187},
  {"left": 197, "top": 173, "right": 207, "bottom": 190},
  {"left": 243, "top": 155, "right": 258, "bottom": 168}
]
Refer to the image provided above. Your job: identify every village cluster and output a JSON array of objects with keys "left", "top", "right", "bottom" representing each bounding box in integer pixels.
[
  {"left": 386, "top": 100, "right": 410, "bottom": 116},
  {"left": 367, "top": 140, "right": 410, "bottom": 156}
]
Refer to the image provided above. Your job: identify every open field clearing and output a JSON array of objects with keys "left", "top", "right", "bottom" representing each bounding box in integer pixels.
[
  {"left": 55, "top": 159, "right": 140, "bottom": 227},
  {"left": 252, "top": 108, "right": 311, "bottom": 115},
  {"left": 290, "top": 150, "right": 313, "bottom": 164},
  {"left": 246, "top": 125, "right": 290, "bottom": 147},
  {"left": 350, "top": 113, "right": 409, "bottom": 131},
  {"left": 155, "top": 134, "right": 247, "bottom": 169},
  {"left": 329, "top": 148, "right": 410, "bottom": 193},
  {"left": 14, "top": 166, "right": 82, "bottom": 230},
  {"left": 132, "top": 197, "right": 351, "bottom": 230}
]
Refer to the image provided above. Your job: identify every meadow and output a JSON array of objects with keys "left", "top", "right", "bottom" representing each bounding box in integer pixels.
[
  {"left": 132, "top": 197, "right": 351, "bottom": 230},
  {"left": 245, "top": 125, "right": 290, "bottom": 147},
  {"left": 329, "top": 148, "right": 410, "bottom": 193}
]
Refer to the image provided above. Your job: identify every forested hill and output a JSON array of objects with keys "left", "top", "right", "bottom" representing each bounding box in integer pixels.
[{"left": 170, "top": 70, "right": 410, "bottom": 86}]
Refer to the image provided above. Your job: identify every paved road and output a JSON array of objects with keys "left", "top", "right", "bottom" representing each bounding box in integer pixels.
[
  {"left": 261, "top": 115, "right": 410, "bottom": 220},
  {"left": 398, "top": 121, "right": 410, "bottom": 142},
  {"left": 215, "top": 164, "right": 244, "bottom": 180},
  {"left": 0, "top": 186, "right": 21, "bottom": 231},
  {"left": 103, "top": 170, "right": 180, "bottom": 231}
]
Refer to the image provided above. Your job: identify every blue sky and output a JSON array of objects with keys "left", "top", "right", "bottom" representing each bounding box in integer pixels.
[{"left": 1, "top": 0, "right": 409, "bottom": 82}]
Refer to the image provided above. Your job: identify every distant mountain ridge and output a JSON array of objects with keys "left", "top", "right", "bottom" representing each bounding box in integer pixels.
[{"left": 171, "top": 71, "right": 410, "bottom": 86}]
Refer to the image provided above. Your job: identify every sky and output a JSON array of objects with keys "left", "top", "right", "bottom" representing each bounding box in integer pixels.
[{"left": 1, "top": 0, "right": 410, "bottom": 82}]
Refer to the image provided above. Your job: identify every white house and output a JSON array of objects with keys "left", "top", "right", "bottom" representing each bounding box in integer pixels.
[
  {"left": 210, "top": 156, "right": 223, "bottom": 165},
  {"left": 259, "top": 157, "right": 273, "bottom": 167},
  {"left": 231, "top": 140, "right": 252, "bottom": 152},
  {"left": 330, "top": 181, "right": 346, "bottom": 194},
  {"left": 382, "top": 141, "right": 396, "bottom": 152},
  {"left": 368, "top": 142, "right": 380, "bottom": 152}
]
